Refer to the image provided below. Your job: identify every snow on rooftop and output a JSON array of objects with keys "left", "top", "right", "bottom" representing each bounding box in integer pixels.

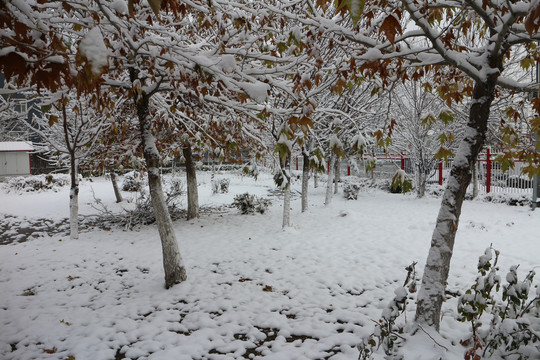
[{"left": 0, "top": 141, "right": 34, "bottom": 152}]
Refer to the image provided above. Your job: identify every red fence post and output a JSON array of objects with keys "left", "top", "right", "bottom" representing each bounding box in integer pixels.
[
  {"left": 486, "top": 148, "right": 491, "bottom": 193},
  {"left": 296, "top": 156, "right": 299, "bottom": 171},
  {"left": 400, "top": 153, "right": 405, "bottom": 170},
  {"left": 327, "top": 161, "right": 330, "bottom": 174},
  {"left": 438, "top": 160, "right": 443, "bottom": 186},
  {"left": 347, "top": 166, "right": 350, "bottom": 176}
]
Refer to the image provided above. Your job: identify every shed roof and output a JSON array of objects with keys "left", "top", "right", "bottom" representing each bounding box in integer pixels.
[{"left": 0, "top": 141, "right": 34, "bottom": 152}]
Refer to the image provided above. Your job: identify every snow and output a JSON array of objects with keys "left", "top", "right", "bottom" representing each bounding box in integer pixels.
[
  {"left": 0, "top": 141, "right": 34, "bottom": 152},
  {"left": 0, "top": 170, "right": 539, "bottom": 359},
  {"left": 110, "top": 0, "right": 128, "bottom": 14},
  {"left": 240, "top": 81, "right": 270, "bottom": 103},
  {"left": 219, "top": 55, "right": 237, "bottom": 73},
  {"left": 361, "top": 48, "right": 383, "bottom": 61},
  {"left": 78, "top": 27, "right": 108, "bottom": 75}
]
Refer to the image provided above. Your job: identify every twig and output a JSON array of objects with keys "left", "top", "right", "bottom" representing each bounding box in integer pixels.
[{"left": 416, "top": 324, "right": 449, "bottom": 351}]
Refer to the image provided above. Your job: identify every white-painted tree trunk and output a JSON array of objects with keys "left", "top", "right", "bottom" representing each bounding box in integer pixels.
[
  {"left": 279, "top": 152, "right": 292, "bottom": 228},
  {"left": 282, "top": 181, "right": 291, "bottom": 228},
  {"left": 325, "top": 155, "right": 336, "bottom": 206},
  {"left": 133, "top": 85, "right": 187, "bottom": 288},
  {"left": 301, "top": 152, "right": 310, "bottom": 212},
  {"left": 69, "top": 159, "right": 79, "bottom": 240},
  {"left": 334, "top": 158, "right": 340, "bottom": 194}
]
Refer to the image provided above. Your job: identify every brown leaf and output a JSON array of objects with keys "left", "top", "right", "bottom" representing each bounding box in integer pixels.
[
  {"left": 148, "top": 0, "right": 162, "bottom": 15},
  {"left": 379, "top": 14, "right": 402, "bottom": 45},
  {"left": 525, "top": 3, "right": 540, "bottom": 36},
  {"left": 43, "top": 347, "right": 57, "bottom": 354}
]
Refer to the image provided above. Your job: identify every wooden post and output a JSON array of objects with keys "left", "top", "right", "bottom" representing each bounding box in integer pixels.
[
  {"left": 400, "top": 153, "right": 405, "bottom": 170},
  {"left": 347, "top": 166, "right": 350, "bottom": 176},
  {"left": 296, "top": 156, "right": 299, "bottom": 171},
  {"left": 438, "top": 160, "right": 443, "bottom": 186}
]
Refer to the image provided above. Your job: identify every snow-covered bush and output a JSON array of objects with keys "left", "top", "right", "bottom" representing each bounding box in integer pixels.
[
  {"left": 7, "top": 174, "right": 70, "bottom": 192},
  {"left": 458, "top": 247, "right": 540, "bottom": 359},
  {"left": 211, "top": 178, "right": 230, "bottom": 194},
  {"left": 122, "top": 174, "right": 143, "bottom": 192},
  {"left": 390, "top": 169, "right": 413, "bottom": 194},
  {"left": 166, "top": 177, "right": 185, "bottom": 197},
  {"left": 242, "top": 163, "right": 259, "bottom": 180},
  {"left": 232, "top": 193, "right": 271, "bottom": 214},
  {"left": 425, "top": 183, "right": 445, "bottom": 197},
  {"left": 480, "top": 193, "right": 531, "bottom": 207},
  {"left": 343, "top": 183, "right": 360, "bottom": 200},
  {"left": 357, "top": 262, "right": 418, "bottom": 359}
]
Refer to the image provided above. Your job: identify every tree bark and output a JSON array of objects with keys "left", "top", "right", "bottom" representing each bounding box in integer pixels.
[
  {"left": 416, "top": 162, "right": 426, "bottom": 199},
  {"left": 283, "top": 181, "right": 291, "bottom": 228},
  {"left": 110, "top": 172, "right": 123, "bottom": 203},
  {"left": 183, "top": 144, "right": 199, "bottom": 220},
  {"left": 135, "top": 90, "right": 187, "bottom": 288},
  {"left": 301, "top": 151, "right": 310, "bottom": 212},
  {"left": 325, "top": 155, "right": 336, "bottom": 205},
  {"left": 334, "top": 157, "right": 340, "bottom": 194},
  {"left": 69, "top": 156, "right": 79, "bottom": 240},
  {"left": 314, "top": 171, "right": 319, "bottom": 188},
  {"left": 415, "top": 77, "right": 497, "bottom": 330},
  {"left": 282, "top": 152, "right": 291, "bottom": 228},
  {"left": 472, "top": 162, "right": 478, "bottom": 199}
]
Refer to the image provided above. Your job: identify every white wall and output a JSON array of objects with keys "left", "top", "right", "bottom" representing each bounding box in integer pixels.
[{"left": 0, "top": 152, "right": 31, "bottom": 176}]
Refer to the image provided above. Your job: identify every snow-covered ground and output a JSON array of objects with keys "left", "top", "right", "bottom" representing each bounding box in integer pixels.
[{"left": 0, "top": 170, "right": 538, "bottom": 360}]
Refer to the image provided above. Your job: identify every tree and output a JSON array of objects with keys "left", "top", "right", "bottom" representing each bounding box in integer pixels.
[
  {"left": 331, "top": 0, "right": 540, "bottom": 330},
  {"left": 389, "top": 74, "right": 463, "bottom": 198},
  {"left": 28, "top": 90, "right": 110, "bottom": 240}
]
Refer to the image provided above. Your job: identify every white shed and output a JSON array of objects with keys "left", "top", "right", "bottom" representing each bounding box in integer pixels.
[{"left": 0, "top": 142, "right": 34, "bottom": 177}]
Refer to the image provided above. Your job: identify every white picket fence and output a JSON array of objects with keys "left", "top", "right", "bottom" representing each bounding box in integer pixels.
[{"left": 287, "top": 151, "right": 535, "bottom": 196}]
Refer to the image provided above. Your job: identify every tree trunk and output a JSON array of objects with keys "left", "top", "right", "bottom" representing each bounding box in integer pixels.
[
  {"left": 183, "top": 144, "right": 199, "bottom": 220},
  {"left": 325, "top": 155, "right": 336, "bottom": 205},
  {"left": 472, "top": 162, "right": 479, "bottom": 199},
  {"left": 110, "top": 172, "right": 123, "bottom": 203},
  {"left": 69, "top": 156, "right": 79, "bottom": 240},
  {"left": 415, "top": 78, "right": 496, "bottom": 330},
  {"left": 314, "top": 171, "right": 319, "bottom": 188},
  {"left": 283, "top": 181, "right": 291, "bottom": 227},
  {"left": 334, "top": 157, "right": 340, "bottom": 194},
  {"left": 135, "top": 90, "right": 187, "bottom": 288},
  {"left": 301, "top": 151, "right": 310, "bottom": 212},
  {"left": 416, "top": 162, "right": 426, "bottom": 199},
  {"left": 281, "top": 152, "right": 292, "bottom": 227}
]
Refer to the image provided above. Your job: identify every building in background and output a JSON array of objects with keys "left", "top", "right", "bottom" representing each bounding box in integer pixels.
[{"left": 0, "top": 141, "right": 34, "bottom": 180}]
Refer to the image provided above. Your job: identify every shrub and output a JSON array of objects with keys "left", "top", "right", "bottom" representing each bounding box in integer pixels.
[
  {"left": 242, "top": 163, "right": 259, "bottom": 180},
  {"left": 232, "top": 193, "right": 271, "bottom": 214},
  {"left": 122, "top": 174, "right": 143, "bottom": 192},
  {"left": 343, "top": 183, "right": 360, "bottom": 200},
  {"left": 391, "top": 169, "right": 413, "bottom": 194},
  {"left": 166, "top": 177, "right": 185, "bottom": 197},
  {"left": 357, "top": 262, "right": 418, "bottom": 359},
  {"left": 357, "top": 248, "right": 539, "bottom": 360},
  {"left": 7, "top": 174, "right": 69, "bottom": 192},
  {"left": 458, "top": 247, "right": 539, "bottom": 359},
  {"left": 211, "top": 178, "right": 230, "bottom": 194}
]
